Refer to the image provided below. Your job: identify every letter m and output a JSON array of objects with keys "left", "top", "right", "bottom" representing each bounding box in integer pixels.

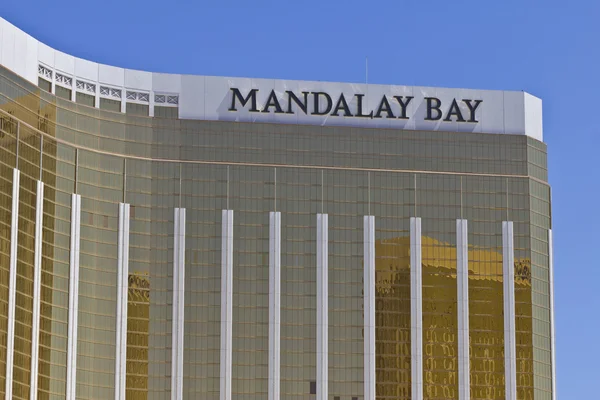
[{"left": 229, "top": 88, "right": 259, "bottom": 111}]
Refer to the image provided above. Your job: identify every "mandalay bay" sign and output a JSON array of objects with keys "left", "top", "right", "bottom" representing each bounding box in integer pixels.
[{"left": 228, "top": 88, "right": 483, "bottom": 123}]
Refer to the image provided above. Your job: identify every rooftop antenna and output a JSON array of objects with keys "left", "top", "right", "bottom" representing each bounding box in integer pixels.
[{"left": 366, "top": 57, "right": 368, "bottom": 84}]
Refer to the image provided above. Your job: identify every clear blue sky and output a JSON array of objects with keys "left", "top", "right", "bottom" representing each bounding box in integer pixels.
[{"left": 2, "top": 0, "right": 598, "bottom": 397}]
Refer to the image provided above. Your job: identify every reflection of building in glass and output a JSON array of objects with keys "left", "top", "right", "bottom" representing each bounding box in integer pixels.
[
  {"left": 127, "top": 273, "right": 150, "bottom": 400},
  {"left": 375, "top": 237, "right": 534, "bottom": 399},
  {"left": 0, "top": 16, "right": 554, "bottom": 400}
]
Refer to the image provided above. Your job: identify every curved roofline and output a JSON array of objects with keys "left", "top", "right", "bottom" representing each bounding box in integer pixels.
[{"left": 0, "top": 16, "right": 544, "bottom": 141}]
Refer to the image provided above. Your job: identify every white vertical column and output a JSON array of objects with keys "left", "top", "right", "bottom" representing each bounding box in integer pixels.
[
  {"left": 115, "top": 203, "right": 130, "bottom": 400},
  {"left": 120, "top": 89, "right": 127, "bottom": 113},
  {"left": 268, "top": 212, "right": 281, "bottom": 400},
  {"left": 316, "top": 213, "right": 328, "bottom": 400},
  {"left": 29, "top": 181, "right": 44, "bottom": 400},
  {"left": 363, "top": 216, "right": 375, "bottom": 400},
  {"left": 410, "top": 217, "right": 423, "bottom": 400},
  {"left": 171, "top": 208, "right": 186, "bottom": 400},
  {"left": 66, "top": 194, "right": 81, "bottom": 400},
  {"left": 50, "top": 69, "right": 56, "bottom": 95},
  {"left": 149, "top": 92, "right": 155, "bottom": 117},
  {"left": 70, "top": 81, "right": 76, "bottom": 102},
  {"left": 456, "top": 219, "right": 470, "bottom": 400},
  {"left": 5, "top": 169, "right": 20, "bottom": 400},
  {"left": 220, "top": 210, "right": 234, "bottom": 400},
  {"left": 502, "top": 221, "right": 517, "bottom": 400},
  {"left": 549, "top": 229, "right": 557, "bottom": 400},
  {"left": 94, "top": 85, "right": 100, "bottom": 109}
]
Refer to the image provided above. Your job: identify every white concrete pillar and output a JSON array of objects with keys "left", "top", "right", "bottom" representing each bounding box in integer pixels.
[
  {"left": 5, "top": 169, "right": 20, "bottom": 400},
  {"left": 220, "top": 210, "right": 234, "bottom": 400},
  {"left": 66, "top": 194, "right": 81, "bottom": 400},
  {"left": 410, "top": 217, "right": 423, "bottom": 400},
  {"left": 268, "top": 212, "right": 281, "bottom": 400},
  {"left": 456, "top": 219, "right": 470, "bottom": 400},
  {"left": 502, "top": 221, "right": 517, "bottom": 400},
  {"left": 363, "top": 216, "right": 375, "bottom": 400},
  {"left": 316, "top": 213, "right": 328, "bottom": 400},
  {"left": 171, "top": 208, "right": 186, "bottom": 400},
  {"left": 115, "top": 203, "right": 130, "bottom": 400},
  {"left": 29, "top": 181, "right": 44, "bottom": 400}
]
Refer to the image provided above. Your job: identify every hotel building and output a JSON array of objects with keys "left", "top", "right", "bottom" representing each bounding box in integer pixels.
[{"left": 0, "top": 16, "right": 555, "bottom": 400}]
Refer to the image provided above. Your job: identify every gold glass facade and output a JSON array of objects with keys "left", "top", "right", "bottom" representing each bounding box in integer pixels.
[
  {"left": 0, "top": 124, "right": 14, "bottom": 394},
  {"left": 126, "top": 273, "right": 150, "bottom": 399},
  {"left": 0, "top": 65, "right": 553, "bottom": 400},
  {"left": 13, "top": 169, "right": 36, "bottom": 399}
]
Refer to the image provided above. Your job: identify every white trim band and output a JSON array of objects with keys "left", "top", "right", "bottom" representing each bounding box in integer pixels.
[
  {"left": 410, "top": 217, "right": 423, "bottom": 400},
  {"left": 549, "top": 229, "right": 557, "bottom": 400},
  {"left": 66, "top": 194, "right": 81, "bottom": 400},
  {"left": 220, "top": 210, "right": 234, "bottom": 400},
  {"left": 364, "top": 216, "right": 376, "bottom": 400},
  {"left": 316, "top": 213, "right": 328, "bottom": 400},
  {"left": 5, "top": 169, "right": 20, "bottom": 400},
  {"left": 268, "top": 212, "right": 281, "bottom": 400},
  {"left": 502, "top": 221, "right": 517, "bottom": 400},
  {"left": 115, "top": 203, "right": 130, "bottom": 400},
  {"left": 29, "top": 181, "right": 44, "bottom": 400},
  {"left": 456, "top": 219, "right": 469, "bottom": 400},
  {"left": 171, "top": 208, "right": 186, "bottom": 400}
]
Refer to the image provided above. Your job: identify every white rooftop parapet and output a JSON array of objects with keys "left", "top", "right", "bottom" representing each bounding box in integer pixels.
[{"left": 0, "top": 17, "right": 542, "bottom": 141}]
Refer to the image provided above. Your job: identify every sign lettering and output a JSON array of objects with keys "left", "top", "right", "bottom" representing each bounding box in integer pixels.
[{"left": 228, "top": 88, "right": 482, "bottom": 123}]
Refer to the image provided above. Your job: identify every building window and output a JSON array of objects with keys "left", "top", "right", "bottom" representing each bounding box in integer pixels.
[
  {"left": 309, "top": 381, "right": 316, "bottom": 395},
  {"left": 155, "top": 94, "right": 179, "bottom": 104},
  {"left": 100, "top": 86, "right": 121, "bottom": 99},
  {"left": 100, "top": 98, "right": 121, "bottom": 112},
  {"left": 55, "top": 73, "right": 72, "bottom": 87},
  {"left": 126, "top": 103, "right": 149, "bottom": 117},
  {"left": 126, "top": 91, "right": 149, "bottom": 102},
  {"left": 76, "top": 80, "right": 96, "bottom": 94},
  {"left": 76, "top": 92, "right": 95, "bottom": 107},
  {"left": 154, "top": 106, "right": 179, "bottom": 119},
  {"left": 38, "top": 64, "right": 53, "bottom": 80},
  {"left": 55, "top": 85, "right": 72, "bottom": 100},
  {"left": 334, "top": 397, "right": 340, "bottom": 400},
  {"left": 38, "top": 77, "right": 51, "bottom": 93},
  {"left": 0, "top": 114, "right": 16, "bottom": 136}
]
